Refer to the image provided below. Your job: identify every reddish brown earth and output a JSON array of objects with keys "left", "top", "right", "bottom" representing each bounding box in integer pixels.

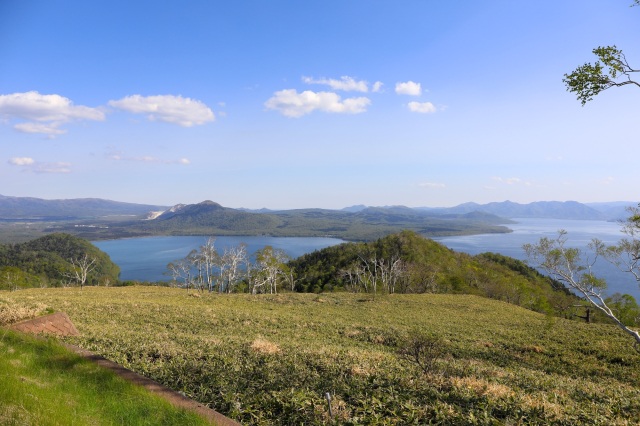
[
  {"left": 8, "top": 312, "right": 79, "bottom": 336},
  {"left": 8, "top": 312, "right": 240, "bottom": 426}
]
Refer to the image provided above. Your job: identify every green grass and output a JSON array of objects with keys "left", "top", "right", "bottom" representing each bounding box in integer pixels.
[
  {"left": 0, "top": 329, "right": 213, "bottom": 425},
  {"left": 5, "top": 286, "right": 640, "bottom": 424}
]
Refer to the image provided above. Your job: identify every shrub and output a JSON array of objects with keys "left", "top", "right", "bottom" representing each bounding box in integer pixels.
[{"left": 397, "top": 329, "right": 447, "bottom": 374}]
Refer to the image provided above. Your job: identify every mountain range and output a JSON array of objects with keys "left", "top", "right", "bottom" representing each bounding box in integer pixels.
[
  {"left": 0, "top": 194, "right": 167, "bottom": 220},
  {"left": 420, "top": 200, "right": 634, "bottom": 221},
  {"left": 0, "top": 194, "right": 635, "bottom": 242},
  {"left": 0, "top": 194, "right": 634, "bottom": 221}
]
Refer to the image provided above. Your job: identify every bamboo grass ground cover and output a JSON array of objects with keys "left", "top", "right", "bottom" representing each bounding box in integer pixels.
[{"left": 5, "top": 287, "right": 640, "bottom": 425}]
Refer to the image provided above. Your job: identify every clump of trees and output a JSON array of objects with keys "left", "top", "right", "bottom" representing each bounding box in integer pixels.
[
  {"left": 0, "top": 233, "right": 120, "bottom": 290},
  {"left": 166, "top": 238, "right": 291, "bottom": 294}
]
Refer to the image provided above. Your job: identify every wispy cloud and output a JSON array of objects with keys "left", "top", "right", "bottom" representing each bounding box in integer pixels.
[
  {"left": 600, "top": 176, "right": 615, "bottom": 185},
  {"left": 408, "top": 101, "right": 436, "bottom": 114},
  {"left": 8, "top": 157, "right": 35, "bottom": 166},
  {"left": 265, "top": 89, "right": 370, "bottom": 117},
  {"left": 419, "top": 182, "right": 446, "bottom": 188},
  {"left": 107, "top": 150, "right": 190, "bottom": 165},
  {"left": 8, "top": 157, "right": 71, "bottom": 173},
  {"left": 492, "top": 176, "right": 522, "bottom": 185},
  {"left": 395, "top": 81, "right": 422, "bottom": 96},
  {"left": 302, "top": 76, "right": 370, "bottom": 92},
  {"left": 108, "top": 94, "right": 215, "bottom": 127},
  {"left": 0, "top": 91, "right": 105, "bottom": 136}
]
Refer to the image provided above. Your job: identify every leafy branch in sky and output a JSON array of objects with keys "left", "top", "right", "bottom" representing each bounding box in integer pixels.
[{"left": 563, "top": 2, "right": 639, "bottom": 105}]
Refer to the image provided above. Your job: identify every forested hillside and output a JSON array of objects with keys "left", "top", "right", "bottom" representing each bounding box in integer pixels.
[
  {"left": 0, "top": 233, "right": 120, "bottom": 289},
  {"left": 290, "top": 230, "right": 576, "bottom": 315}
]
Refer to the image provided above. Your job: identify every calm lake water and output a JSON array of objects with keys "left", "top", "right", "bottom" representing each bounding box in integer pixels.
[
  {"left": 435, "top": 218, "right": 638, "bottom": 299},
  {"left": 94, "top": 236, "right": 346, "bottom": 282}
]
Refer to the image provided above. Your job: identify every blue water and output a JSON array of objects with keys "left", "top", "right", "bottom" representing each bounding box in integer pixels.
[
  {"left": 94, "top": 236, "right": 346, "bottom": 282},
  {"left": 435, "top": 218, "right": 638, "bottom": 299}
]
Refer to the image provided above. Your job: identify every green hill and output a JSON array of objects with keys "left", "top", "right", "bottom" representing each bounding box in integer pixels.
[
  {"left": 290, "top": 230, "right": 575, "bottom": 315},
  {"left": 0, "top": 233, "right": 120, "bottom": 289}
]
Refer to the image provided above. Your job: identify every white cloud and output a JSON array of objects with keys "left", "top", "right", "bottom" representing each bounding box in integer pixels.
[
  {"left": 395, "top": 81, "right": 422, "bottom": 96},
  {"left": 107, "top": 149, "right": 190, "bottom": 165},
  {"left": 108, "top": 94, "right": 215, "bottom": 127},
  {"left": 13, "top": 122, "right": 67, "bottom": 135},
  {"left": 601, "top": 176, "right": 615, "bottom": 185},
  {"left": 34, "top": 162, "right": 71, "bottom": 174},
  {"left": 8, "top": 157, "right": 71, "bottom": 173},
  {"left": 8, "top": 157, "right": 35, "bottom": 166},
  {"left": 408, "top": 101, "right": 436, "bottom": 114},
  {"left": 265, "top": 89, "right": 371, "bottom": 117},
  {"left": 302, "top": 76, "right": 369, "bottom": 92},
  {"left": 139, "top": 156, "right": 158, "bottom": 162},
  {"left": 372, "top": 81, "right": 384, "bottom": 93},
  {"left": 419, "top": 182, "right": 446, "bottom": 188},
  {"left": 492, "top": 177, "right": 522, "bottom": 185},
  {"left": 0, "top": 91, "right": 105, "bottom": 136}
]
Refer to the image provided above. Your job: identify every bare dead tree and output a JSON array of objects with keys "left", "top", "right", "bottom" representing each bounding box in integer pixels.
[
  {"left": 219, "top": 243, "right": 247, "bottom": 293},
  {"left": 199, "top": 237, "right": 220, "bottom": 292},
  {"left": 254, "top": 246, "right": 289, "bottom": 294},
  {"left": 64, "top": 254, "right": 97, "bottom": 289}
]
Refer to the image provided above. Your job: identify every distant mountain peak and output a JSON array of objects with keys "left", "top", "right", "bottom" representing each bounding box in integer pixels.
[{"left": 342, "top": 204, "right": 368, "bottom": 213}]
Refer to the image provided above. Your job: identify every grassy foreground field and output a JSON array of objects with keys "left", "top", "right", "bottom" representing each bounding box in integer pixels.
[{"left": 4, "top": 287, "right": 640, "bottom": 424}]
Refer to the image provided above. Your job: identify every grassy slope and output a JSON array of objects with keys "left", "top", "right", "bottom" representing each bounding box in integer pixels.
[
  {"left": 5, "top": 287, "right": 640, "bottom": 424},
  {"left": 0, "top": 329, "right": 212, "bottom": 426}
]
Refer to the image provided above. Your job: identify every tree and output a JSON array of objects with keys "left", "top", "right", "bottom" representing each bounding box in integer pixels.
[
  {"left": 563, "top": 2, "right": 639, "bottom": 105},
  {"left": 524, "top": 206, "right": 640, "bottom": 349},
  {"left": 65, "top": 254, "right": 97, "bottom": 289},
  {"left": 1, "top": 267, "right": 20, "bottom": 291},
  {"left": 218, "top": 243, "right": 247, "bottom": 293},
  {"left": 166, "top": 257, "right": 194, "bottom": 290},
  {"left": 252, "top": 246, "right": 288, "bottom": 294},
  {"left": 199, "top": 237, "right": 220, "bottom": 292}
]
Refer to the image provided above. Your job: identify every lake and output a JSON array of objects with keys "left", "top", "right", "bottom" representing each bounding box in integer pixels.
[
  {"left": 94, "top": 218, "right": 640, "bottom": 300},
  {"left": 435, "top": 218, "right": 638, "bottom": 299},
  {"left": 94, "top": 236, "right": 346, "bottom": 282}
]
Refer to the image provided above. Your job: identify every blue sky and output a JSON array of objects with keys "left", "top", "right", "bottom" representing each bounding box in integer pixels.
[{"left": 1, "top": 0, "right": 638, "bottom": 209}]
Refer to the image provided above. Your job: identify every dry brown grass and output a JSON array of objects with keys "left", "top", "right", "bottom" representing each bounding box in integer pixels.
[
  {"left": 250, "top": 337, "right": 280, "bottom": 354},
  {"left": 449, "top": 376, "right": 515, "bottom": 400},
  {"left": 0, "top": 297, "right": 48, "bottom": 325}
]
